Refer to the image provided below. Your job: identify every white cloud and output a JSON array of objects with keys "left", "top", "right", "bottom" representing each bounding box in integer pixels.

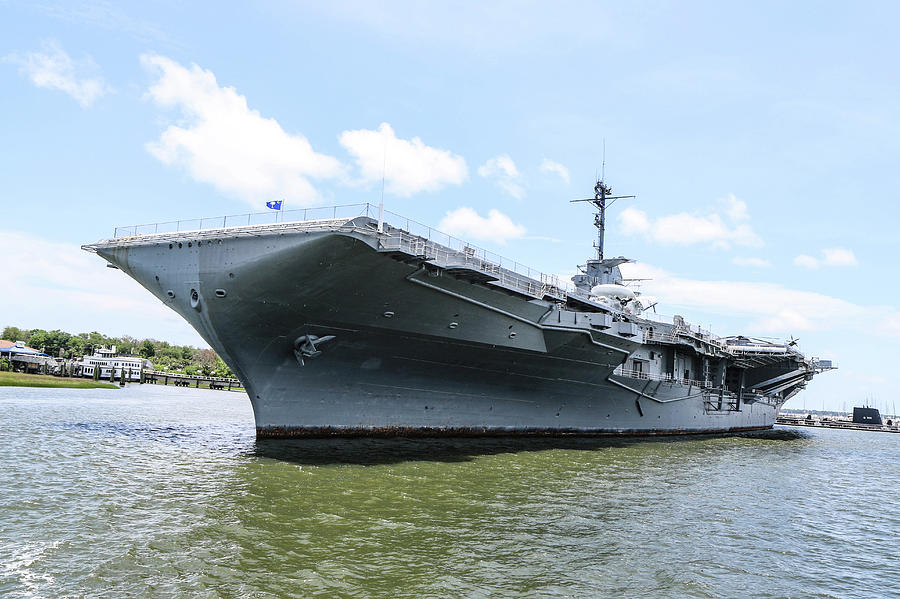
[
  {"left": 437, "top": 207, "right": 526, "bottom": 244},
  {"left": 142, "top": 54, "right": 344, "bottom": 207},
  {"left": 4, "top": 40, "right": 112, "bottom": 107},
  {"left": 478, "top": 154, "right": 524, "bottom": 199},
  {"left": 732, "top": 257, "right": 771, "bottom": 268},
  {"left": 882, "top": 313, "right": 900, "bottom": 337},
  {"left": 0, "top": 231, "right": 205, "bottom": 347},
  {"left": 620, "top": 206, "right": 650, "bottom": 235},
  {"left": 822, "top": 247, "right": 858, "bottom": 266},
  {"left": 618, "top": 203, "right": 762, "bottom": 249},
  {"left": 339, "top": 122, "right": 467, "bottom": 196},
  {"left": 794, "top": 247, "right": 858, "bottom": 269},
  {"left": 620, "top": 261, "right": 875, "bottom": 335},
  {"left": 794, "top": 254, "right": 820, "bottom": 269},
  {"left": 722, "top": 193, "right": 749, "bottom": 222},
  {"left": 540, "top": 159, "right": 570, "bottom": 184}
]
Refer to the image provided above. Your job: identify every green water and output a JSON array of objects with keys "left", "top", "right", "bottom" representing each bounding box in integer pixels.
[{"left": 1, "top": 385, "right": 898, "bottom": 598}]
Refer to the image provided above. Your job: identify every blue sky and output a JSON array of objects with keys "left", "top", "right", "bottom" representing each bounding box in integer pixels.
[{"left": 2, "top": 1, "right": 898, "bottom": 412}]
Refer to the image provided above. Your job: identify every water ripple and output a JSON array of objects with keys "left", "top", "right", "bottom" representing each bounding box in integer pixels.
[{"left": 1, "top": 386, "right": 898, "bottom": 598}]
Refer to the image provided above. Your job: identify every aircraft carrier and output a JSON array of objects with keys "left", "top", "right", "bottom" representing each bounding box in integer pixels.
[{"left": 83, "top": 180, "right": 834, "bottom": 437}]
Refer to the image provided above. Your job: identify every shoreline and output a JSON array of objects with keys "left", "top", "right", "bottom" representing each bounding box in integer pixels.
[{"left": 0, "top": 371, "right": 119, "bottom": 389}]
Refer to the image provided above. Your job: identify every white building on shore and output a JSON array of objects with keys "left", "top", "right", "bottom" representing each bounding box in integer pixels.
[{"left": 80, "top": 346, "right": 151, "bottom": 381}]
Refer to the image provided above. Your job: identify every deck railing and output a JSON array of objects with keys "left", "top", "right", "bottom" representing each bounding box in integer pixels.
[
  {"left": 643, "top": 326, "right": 727, "bottom": 350},
  {"left": 376, "top": 211, "right": 569, "bottom": 299},
  {"left": 611, "top": 365, "right": 711, "bottom": 388},
  {"left": 112, "top": 203, "right": 375, "bottom": 238},
  {"left": 109, "top": 203, "right": 575, "bottom": 298}
]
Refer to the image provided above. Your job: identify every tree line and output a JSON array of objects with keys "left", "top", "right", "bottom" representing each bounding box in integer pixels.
[{"left": 1, "top": 326, "right": 234, "bottom": 378}]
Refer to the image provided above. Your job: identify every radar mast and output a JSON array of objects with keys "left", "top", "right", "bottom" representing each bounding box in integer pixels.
[
  {"left": 570, "top": 178, "right": 635, "bottom": 294},
  {"left": 570, "top": 179, "right": 634, "bottom": 261}
]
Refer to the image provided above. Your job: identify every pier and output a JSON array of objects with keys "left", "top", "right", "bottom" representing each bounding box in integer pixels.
[
  {"left": 776, "top": 414, "right": 899, "bottom": 433},
  {"left": 142, "top": 370, "right": 243, "bottom": 391}
]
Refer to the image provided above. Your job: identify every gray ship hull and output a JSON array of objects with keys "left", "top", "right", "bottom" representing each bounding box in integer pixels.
[{"left": 88, "top": 217, "right": 803, "bottom": 437}]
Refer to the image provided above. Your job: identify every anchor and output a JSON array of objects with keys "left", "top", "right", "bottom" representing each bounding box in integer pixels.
[{"left": 293, "top": 334, "right": 336, "bottom": 366}]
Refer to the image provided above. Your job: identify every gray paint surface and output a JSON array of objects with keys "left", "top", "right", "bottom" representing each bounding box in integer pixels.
[{"left": 84, "top": 214, "right": 824, "bottom": 437}]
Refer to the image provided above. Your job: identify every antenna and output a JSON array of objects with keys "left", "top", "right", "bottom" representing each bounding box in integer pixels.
[
  {"left": 601, "top": 139, "right": 606, "bottom": 181},
  {"left": 570, "top": 175, "right": 634, "bottom": 260}
]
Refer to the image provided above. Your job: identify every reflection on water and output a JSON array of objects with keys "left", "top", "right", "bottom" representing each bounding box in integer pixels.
[
  {"left": 252, "top": 428, "right": 809, "bottom": 466},
  {"left": 0, "top": 385, "right": 896, "bottom": 599}
]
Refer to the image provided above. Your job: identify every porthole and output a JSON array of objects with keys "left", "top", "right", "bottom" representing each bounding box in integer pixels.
[
  {"left": 214, "top": 289, "right": 227, "bottom": 298},
  {"left": 187, "top": 242, "right": 192, "bottom": 247},
  {"left": 178, "top": 242, "right": 183, "bottom": 249},
  {"left": 166, "top": 290, "right": 175, "bottom": 298},
  {"left": 448, "top": 322, "right": 458, "bottom": 329},
  {"left": 190, "top": 288, "right": 201, "bottom": 310},
  {"left": 383, "top": 311, "right": 395, "bottom": 318}
]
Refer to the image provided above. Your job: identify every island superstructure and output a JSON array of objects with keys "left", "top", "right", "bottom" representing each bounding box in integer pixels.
[{"left": 83, "top": 180, "right": 834, "bottom": 437}]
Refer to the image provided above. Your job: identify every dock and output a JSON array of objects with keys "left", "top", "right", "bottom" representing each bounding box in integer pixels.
[
  {"left": 776, "top": 415, "right": 899, "bottom": 433},
  {"left": 142, "top": 370, "right": 243, "bottom": 391}
]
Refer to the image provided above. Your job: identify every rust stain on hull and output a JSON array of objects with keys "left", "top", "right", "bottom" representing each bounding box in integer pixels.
[{"left": 256, "top": 424, "right": 773, "bottom": 439}]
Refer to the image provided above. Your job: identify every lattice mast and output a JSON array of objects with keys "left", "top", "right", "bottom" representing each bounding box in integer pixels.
[{"left": 570, "top": 179, "right": 635, "bottom": 261}]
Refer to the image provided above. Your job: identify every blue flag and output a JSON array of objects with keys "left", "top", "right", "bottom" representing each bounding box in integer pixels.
[{"left": 266, "top": 200, "right": 283, "bottom": 210}]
